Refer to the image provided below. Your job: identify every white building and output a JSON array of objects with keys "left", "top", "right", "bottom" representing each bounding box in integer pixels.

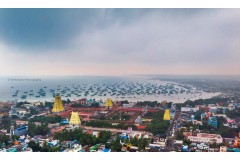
[
  {"left": 181, "top": 107, "right": 198, "bottom": 113},
  {"left": 187, "top": 133, "right": 223, "bottom": 144}
]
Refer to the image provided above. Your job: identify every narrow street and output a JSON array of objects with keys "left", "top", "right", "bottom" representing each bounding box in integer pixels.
[{"left": 165, "top": 109, "right": 181, "bottom": 152}]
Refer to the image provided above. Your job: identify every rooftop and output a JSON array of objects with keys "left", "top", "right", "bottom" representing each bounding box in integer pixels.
[{"left": 197, "top": 133, "right": 222, "bottom": 139}]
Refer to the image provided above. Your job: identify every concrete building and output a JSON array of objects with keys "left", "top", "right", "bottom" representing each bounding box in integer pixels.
[
  {"left": 170, "top": 111, "right": 175, "bottom": 119},
  {"left": 13, "top": 126, "right": 28, "bottom": 136},
  {"left": 181, "top": 107, "right": 198, "bottom": 113},
  {"left": 220, "top": 146, "right": 227, "bottom": 152},
  {"left": 185, "top": 132, "right": 223, "bottom": 144},
  {"left": 209, "top": 107, "right": 217, "bottom": 114},
  {"left": 135, "top": 116, "right": 142, "bottom": 124}
]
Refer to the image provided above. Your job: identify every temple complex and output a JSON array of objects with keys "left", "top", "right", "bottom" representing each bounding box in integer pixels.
[
  {"left": 163, "top": 109, "right": 170, "bottom": 121},
  {"left": 52, "top": 95, "right": 64, "bottom": 113}
]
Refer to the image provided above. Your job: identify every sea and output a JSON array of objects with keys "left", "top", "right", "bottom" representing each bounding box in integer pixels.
[{"left": 0, "top": 75, "right": 220, "bottom": 103}]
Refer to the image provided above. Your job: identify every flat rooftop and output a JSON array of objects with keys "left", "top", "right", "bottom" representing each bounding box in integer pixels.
[{"left": 197, "top": 133, "right": 222, "bottom": 139}]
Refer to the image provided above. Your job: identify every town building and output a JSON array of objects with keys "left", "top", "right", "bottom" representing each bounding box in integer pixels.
[
  {"left": 208, "top": 116, "right": 218, "bottom": 128},
  {"left": 12, "top": 126, "right": 28, "bottom": 136},
  {"left": 50, "top": 126, "right": 65, "bottom": 134},
  {"left": 135, "top": 116, "right": 142, "bottom": 124},
  {"left": 185, "top": 132, "right": 223, "bottom": 144},
  {"left": 181, "top": 107, "right": 198, "bottom": 113},
  {"left": 234, "top": 132, "right": 240, "bottom": 147},
  {"left": 170, "top": 111, "right": 175, "bottom": 119}
]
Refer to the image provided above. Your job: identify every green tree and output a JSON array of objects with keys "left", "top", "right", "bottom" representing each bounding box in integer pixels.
[
  {"left": 28, "top": 141, "right": 41, "bottom": 152},
  {"left": 0, "top": 134, "right": 10, "bottom": 146},
  {"left": 138, "top": 138, "right": 149, "bottom": 151},
  {"left": 1, "top": 116, "right": 11, "bottom": 131},
  {"left": 183, "top": 138, "right": 191, "bottom": 146},
  {"left": 175, "top": 130, "right": 185, "bottom": 140},
  {"left": 48, "top": 146, "right": 60, "bottom": 152},
  {"left": 30, "top": 115, "right": 61, "bottom": 123},
  {"left": 12, "top": 135, "right": 19, "bottom": 141},
  {"left": 40, "top": 141, "right": 50, "bottom": 152},
  {"left": 28, "top": 122, "right": 49, "bottom": 136},
  {"left": 111, "top": 137, "right": 122, "bottom": 152},
  {"left": 130, "top": 137, "right": 138, "bottom": 146},
  {"left": 30, "top": 108, "right": 39, "bottom": 115}
]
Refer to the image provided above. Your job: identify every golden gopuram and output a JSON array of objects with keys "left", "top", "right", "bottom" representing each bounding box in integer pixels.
[
  {"left": 105, "top": 98, "right": 113, "bottom": 109},
  {"left": 52, "top": 95, "right": 64, "bottom": 113},
  {"left": 69, "top": 111, "right": 81, "bottom": 125},
  {"left": 163, "top": 109, "right": 170, "bottom": 121}
]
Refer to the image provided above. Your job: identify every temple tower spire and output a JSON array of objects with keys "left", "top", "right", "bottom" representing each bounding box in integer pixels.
[
  {"left": 163, "top": 109, "right": 170, "bottom": 121},
  {"left": 69, "top": 112, "right": 81, "bottom": 126},
  {"left": 105, "top": 98, "right": 113, "bottom": 109},
  {"left": 52, "top": 94, "right": 64, "bottom": 113}
]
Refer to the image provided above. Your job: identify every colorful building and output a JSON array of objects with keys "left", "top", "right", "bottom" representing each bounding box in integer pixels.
[
  {"left": 79, "top": 98, "right": 87, "bottom": 105},
  {"left": 234, "top": 132, "right": 240, "bottom": 148},
  {"left": 170, "top": 111, "right": 175, "bottom": 119},
  {"left": 208, "top": 116, "right": 218, "bottom": 128}
]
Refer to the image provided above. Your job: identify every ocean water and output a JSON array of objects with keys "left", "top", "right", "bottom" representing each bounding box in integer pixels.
[{"left": 0, "top": 76, "right": 220, "bottom": 103}]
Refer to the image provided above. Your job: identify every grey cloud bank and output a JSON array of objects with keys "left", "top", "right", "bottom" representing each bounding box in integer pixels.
[{"left": 0, "top": 9, "right": 240, "bottom": 76}]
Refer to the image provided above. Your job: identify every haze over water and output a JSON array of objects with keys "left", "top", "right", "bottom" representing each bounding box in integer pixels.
[{"left": 0, "top": 76, "right": 220, "bottom": 103}]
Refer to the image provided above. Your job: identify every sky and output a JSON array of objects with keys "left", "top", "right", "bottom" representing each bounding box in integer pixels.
[{"left": 0, "top": 9, "right": 240, "bottom": 76}]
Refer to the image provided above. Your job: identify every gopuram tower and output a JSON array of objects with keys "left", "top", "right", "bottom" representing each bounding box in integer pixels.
[
  {"left": 69, "top": 112, "right": 81, "bottom": 127},
  {"left": 163, "top": 109, "right": 170, "bottom": 121},
  {"left": 52, "top": 94, "right": 64, "bottom": 113},
  {"left": 105, "top": 98, "right": 113, "bottom": 109}
]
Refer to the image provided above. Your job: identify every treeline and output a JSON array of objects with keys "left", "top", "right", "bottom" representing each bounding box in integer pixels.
[
  {"left": 136, "top": 101, "right": 161, "bottom": 107},
  {"left": 0, "top": 134, "right": 10, "bottom": 147},
  {"left": 30, "top": 115, "right": 62, "bottom": 124},
  {"left": 0, "top": 116, "right": 11, "bottom": 132},
  {"left": 28, "top": 141, "right": 60, "bottom": 152},
  {"left": 54, "top": 129, "right": 112, "bottom": 146},
  {"left": 53, "top": 129, "right": 149, "bottom": 152},
  {"left": 85, "top": 121, "right": 137, "bottom": 130},
  {"left": 100, "top": 113, "right": 130, "bottom": 121},
  {"left": 145, "top": 111, "right": 170, "bottom": 135},
  {"left": 71, "top": 102, "right": 99, "bottom": 108},
  {"left": 225, "top": 108, "right": 240, "bottom": 119},
  {"left": 176, "top": 97, "right": 230, "bottom": 108},
  {"left": 111, "top": 136, "right": 149, "bottom": 152},
  {"left": 28, "top": 122, "right": 49, "bottom": 136}
]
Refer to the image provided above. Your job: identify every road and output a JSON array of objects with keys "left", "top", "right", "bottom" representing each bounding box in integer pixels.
[{"left": 165, "top": 109, "right": 181, "bottom": 152}]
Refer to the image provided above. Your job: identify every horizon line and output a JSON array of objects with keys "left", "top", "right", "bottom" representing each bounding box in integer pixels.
[{"left": 0, "top": 73, "right": 240, "bottom": 77}]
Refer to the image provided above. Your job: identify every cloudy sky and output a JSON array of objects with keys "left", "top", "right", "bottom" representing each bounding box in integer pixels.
[{"left": 0, "top": 9, "right": 240, "bottom": 76}]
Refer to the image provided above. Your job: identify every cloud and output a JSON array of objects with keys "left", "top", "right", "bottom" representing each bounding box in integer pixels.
[
  {"left": 0, "top": 9, "right": 106, "bottom": 51},
  {"left": 0, "top": 9, "right": 240, "bottom": 75}
]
